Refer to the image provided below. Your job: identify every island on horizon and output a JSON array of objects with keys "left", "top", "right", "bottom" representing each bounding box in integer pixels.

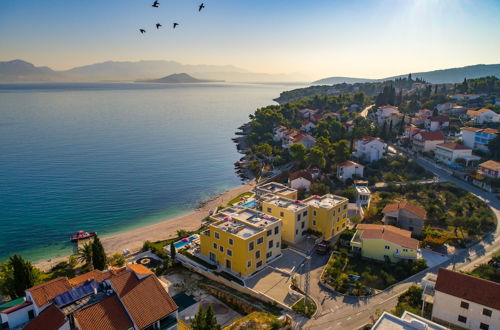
[{"left": 137, "top": 72, "right": 224, "bottom": 84}]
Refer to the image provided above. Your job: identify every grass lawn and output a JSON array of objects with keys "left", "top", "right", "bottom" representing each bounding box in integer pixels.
[
  {"left": 225, "top": 191, "right": 254, "bottom": 207},
  {"left": 224, "top": 312, "right": 283, "bottom": 330},
  {"left": 292, "top": 297, "right": 317, "bottom": 318}
]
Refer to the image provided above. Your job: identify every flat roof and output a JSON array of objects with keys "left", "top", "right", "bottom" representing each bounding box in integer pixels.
[
  {"left": 256, "top": 182, "right": 296, "bottom": 195},
  {"left": 355, "top": 186, "right": 371, "bottom": 194},
  {"left": 303, "top": 194, "right": 348, "bottom": 209},
  {"left": 262, "top": 195, "right": 308, "bottom": 212},
  {"left": 372, "top": 311, "right": 449, "bottom": 330}
]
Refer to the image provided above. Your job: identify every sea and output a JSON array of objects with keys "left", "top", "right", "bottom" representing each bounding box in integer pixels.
[{"left": 0, "top": 82, "right": 303, "bottom": 262}]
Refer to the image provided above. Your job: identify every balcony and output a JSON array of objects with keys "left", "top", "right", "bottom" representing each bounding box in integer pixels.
[{"left": 393, "top": 252, "right": 416, "bottom": 260}]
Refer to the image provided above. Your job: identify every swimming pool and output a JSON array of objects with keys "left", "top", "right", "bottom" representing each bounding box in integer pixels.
[
  {"left": 242, "top": 200, "right": 257, "bottom": 208},
  {"left": 173, "top": 235, "right": 197, "bottom": 249}
]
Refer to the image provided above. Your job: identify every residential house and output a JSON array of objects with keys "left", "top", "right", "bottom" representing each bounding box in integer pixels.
[
  {"left": 301, "top": 120, "right": 315, "bottom": 133},
  {"left": 436, "top": 103, "right": 466, "bottom": 116},
  {"left": 372, "top": 311, "right": 449, "bottom": 330},
  {"left": 478, "top": 160, "right": 500, "bottom": 179},
  {"left": 405, "top": 126, "right": 422, "bottom": 139},
  {"left": 200, "top": 207, "right": 282, "bottom": 278},
  {"left": 273, "top": 125, "right": 289, "bottom": 142},
  {"left": 435, "top": 143, "right": 479, "bottom": 165},
  {"left": 431, "top": 268, "right": 500, "bottom": 330},
  {"left": 376, "top": 105, "right": 402, "bottom": 126},
  {"left": 262, "top": 193, "right": 349, "bottom": 243},
  {"left": 255, "top": 182, "right": 298, "bottom": 200},
  {"left": 310, "top": 113, "right": 324, "bottom": 123},
  {"left": 412, "top": 109, "right": 433, "bottom": 125},
  {"left": 283, "top": 132, "right": 316, "bottom": 149},
  {"left": 355, "top": 185, "right": 371, "bottom": 208},
  {"left": 336, "top": 160, "right": 364, "bottom": 182},
  {"left": 412, "top": 131, "right": 445, "bottom": 152},
  {"left": 3, "top": 265, "right": 179, "bottom": 330},
  {"left": 425, "top": 116, "right": 450, "bottom": 131},
  {"left": 350, "top": 224, "right": 419, "bottom": 263},
  {"left": 466, "top": 108, "right": 500, "bottom": 125},
  {"left": 451, "top": 93, "right": 483, "bottom": 101},
  {"left": 323, "top": 112, "right": 340, "bottom": 121},
  {"left": 382, "top": 202, "right": 427, "bottom": 236},
  {"left": 298, "top": 108, "right": 318, "bottom": 119},
  {"left": 353, "top": 137, "right": 387, "bottom": 162},
  {"left": 461, "top": 127, "right": 498, "bottom": 152},
  {"left": 288, "top": 170, "right": 313, "bottom": 191}
]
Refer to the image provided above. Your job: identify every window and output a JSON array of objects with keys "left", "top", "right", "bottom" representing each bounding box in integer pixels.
[
  {"left": 276, "top": 242, "right": 280, "bottom": 248},
  {"left": 297, "top": 214, "right": 301, "bottom": 221},
  {"left": 214, "top": 232, "right": 220, "bottom": 239},
  {"left": 249, "top": 241, "right": 254, "bottom": 251},
  {"left": 301, "top": 222, "right": 305, "bottom": 229},
  {"left": 458, "top": 315, "right": 467, "bottom": 323},
  {"left": 483, "top": 308, "right": 492, "bottom": 317},
  {"left": 384, "top": 245, "right": 390, "bottom": 250},
  {"left": 247, "top": 260, "right": 252, "bottom": 268},
  {"left": 333, "top": 210, "right": 336, "bottom": 216},
  {"left": 228, "top": 238, "right": 234, "bottom": 245},
  {"left": 266, "top": 251, "right": 272, "bottom": 259},
  {"left": 213, "top": 243, "right": 217, "bottom": 249},
  {"left": 219, "top": 246, "right": 224, "bottom": 252},
  {"left": 480, "top": 323, "right": 489, "bottom": 330},
  {"left": 295, "top": 229, "right": 299, "bottom": 235},
  {"left": 257, "top": 237, "right": 264, "bottom": 245},
  {"left": 313, "top": 210, "right": 317, "bottom": 216},
  {"left": 274, "top": 226, "right": 279, "bottom": 234},
  {"left": 342, "top": 223, "right": 346, "bottom": 228},
  {"left": 403, "top": 249, "right": 408, "bottom": 252},
  {"left": 267, "top": 230, "right": 272, "bottom": 237},
  {"left": 267, "top": 207, "right": 272, "bottom": 213},
  {"left": 255, "top": 250, "right": 261, "bottom": 259},
  {"left": 280, "top": 211, "right": 284, "bottom": 217},
  {"left": 28, "top": 310, "right": 34, "bottom": 320},
  {"left": 344, "top": 204, "right": 347, "bottom": 209},
  {"left": 256, "top": 261, "right": 263, "bottom": 268},
  {"left": 336, "top": 217, "right": 339, "bottom": 222},
  {"left": 204, "top": 230, "right": 210, "bottom": 237},
  {"left": 343, "top": 213, "right": 346, "bottom": 219},
  {"left": 303, "top": 211, "right": 308, "bottom": 216},
  {"left": 227, "top": 249, "right": 232, "bottom": 256},
  {"left": 460, "top": 301, "right": 469, "bottom": 309},
  {"left": 268, "top": 240, "right": 273, "bottom": 248},
  {"left": 312, "top": 220, "right": 317, "bottom": 226}
]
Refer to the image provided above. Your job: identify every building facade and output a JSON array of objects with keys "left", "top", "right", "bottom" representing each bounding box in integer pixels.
[
  {"left": 353, "top": 137, "right": 387, "bottom": 162},
  {"left": 461, "top": 127, "right": 498, "bottom": 152}
]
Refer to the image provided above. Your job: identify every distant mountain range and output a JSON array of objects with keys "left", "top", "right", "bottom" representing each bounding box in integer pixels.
[
  {"left": 0, "top": 59, "right": 304, "bottom": 83},
  {"left": 138, "top": 73, "right": 222, "bottom": 83},
  {"left": 312, "top": 64, "right": 500, "bottom": 85}
]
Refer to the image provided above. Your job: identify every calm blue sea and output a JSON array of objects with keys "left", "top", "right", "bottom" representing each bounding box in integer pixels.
[{"left": 0, "top": 82, "right": 302, "bottom": 262}]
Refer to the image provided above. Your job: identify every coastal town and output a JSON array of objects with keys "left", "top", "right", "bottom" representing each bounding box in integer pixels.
[{"left": 1, "top": 75, "right": 500, "bottom": 330}]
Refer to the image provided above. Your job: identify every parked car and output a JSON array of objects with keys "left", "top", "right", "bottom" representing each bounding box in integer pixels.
[{"left": 315, "top": 240, "right": 331, "bottom": 255}]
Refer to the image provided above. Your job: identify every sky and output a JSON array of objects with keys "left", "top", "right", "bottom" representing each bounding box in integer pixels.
[{"left": 1, "top": 0, "right": 499, "bottom": 80}]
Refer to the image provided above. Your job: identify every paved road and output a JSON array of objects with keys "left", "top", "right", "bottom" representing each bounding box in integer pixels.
[
  {"left": 360, "top": 104, "right": 374, "bottom": 118},
  {"left": 299, "top": 154, "right": 500, "bottom": 329}
]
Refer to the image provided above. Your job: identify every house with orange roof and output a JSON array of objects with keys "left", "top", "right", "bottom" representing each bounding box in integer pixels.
[
  {"left": 353, "top": 137, "right": 387, "bottom": 162},
  {"left": 478, "top": 160, "right": 500, "bottom": 179},
  {"left": 425, "top": 116, "right": 450, "bottom": 132},
  {"left": 350, "top": 224, "right": 420, "bottom": 263},
  {"left": 382, "top": 202, "right": 427, "bottom": 236},
  {"left": 435, "top": 143, "right": 479, "bottom": 165},
  {"left": 461, "top": 127, "right": 498, "bottom": 152},
  {"left": 10, "top": 264, "right": 179, "bottom": 330},
  {"left": 300, "top": 120, "right": 315, "bottom": 133},
  {"left": 336, "top": 160, "right": 364, "bottom": 182},
  {"left": 376, "top": 105, "right": 403, "bottom": 126},
  {"left": 466, "top": 108, "right": 499, "bottom": 124},
  {"left": 412, "top": 130, "right": 445, "bottom": 152}
]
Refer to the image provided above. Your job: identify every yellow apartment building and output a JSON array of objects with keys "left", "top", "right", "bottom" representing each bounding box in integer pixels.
[
  {"left": 255, "top": 182, "right": 298, "bottom": 200},
  {"left": 303, "top": 194, "right": 349, "bottom": 240},
  {"left": 200, "top": 207, "right": 282, "bottom": 278}
]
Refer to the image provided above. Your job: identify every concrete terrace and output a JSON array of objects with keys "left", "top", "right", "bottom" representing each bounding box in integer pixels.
[
  {"left": 262, "top": 195, "right": 308, "bottom": 212},
  {"left": 303, "top": 194, "right": 348, "bottom": 209}
]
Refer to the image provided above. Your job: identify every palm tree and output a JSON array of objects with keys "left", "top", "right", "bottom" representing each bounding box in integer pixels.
[{"left": 77, "top": 243, "right": 93, "bottom": 266}]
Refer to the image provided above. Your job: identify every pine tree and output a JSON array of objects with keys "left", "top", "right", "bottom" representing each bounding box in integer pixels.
[
  {"left": 399, "top": 115, "right": 406, "bottom": 136},
  {"left": 191, "top": 305, "right": 221, "bottom": 330},
  {"left": 170, "top": 242, "right": 176, "bottom": 262},
  {"left": 380, "top": 121, "right": 388, "bottom": 140},
  {"left": 204, "top": 305, "right": 221, "bottom": 330},
  {"left": 9, "top": 255, "right": 38, "bottom": 298},
  {"left": 91, "top": 235, "right": 107, "bottom": 270}
]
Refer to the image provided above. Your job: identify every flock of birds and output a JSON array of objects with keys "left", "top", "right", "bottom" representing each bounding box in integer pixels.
[{"left": 139, "top": 1, "right": 205, "bottom": 33}]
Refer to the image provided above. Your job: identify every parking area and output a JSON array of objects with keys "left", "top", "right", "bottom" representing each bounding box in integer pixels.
[
  {"left": 420, "top": 248, "right": 450, "bottom": 268},
  {"left": 246, "top": 249, "right": 306, "bottom": 307}
]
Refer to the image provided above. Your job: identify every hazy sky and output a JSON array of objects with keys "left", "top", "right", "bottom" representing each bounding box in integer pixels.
[{"left": 1, "top": 0, "right": 499, "bottom": 80}]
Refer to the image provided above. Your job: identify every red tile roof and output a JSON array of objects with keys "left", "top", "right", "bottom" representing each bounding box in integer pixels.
[
  {"left": 26, "top": 277, "right": 73, "bottom": 307},
  {"left": 356, "top": 224, "right": 419, "bottom": 250},
  {"left": 480, "top": 160, "right": 500, "bottom": 171},
  {"left": 461, "top": 127, "right": 498, "bottom": 135},
  {"left": 435, "top": 268, "right": 500, "bottom": 310},
  {"left": 23, "top": 304, "right": 67, "bottom": 330},
  {"left": 483, "top": 128, "right": 498, "bottom": 135},
  {"left": 436, "top": 143, "right": 471, "bottom": 151},
  {"left": 110, "top": 271, "right": 178, "bottom": 329},
  {"left": 69, "top": 270, "right": 114, "bottom": 287},
  {"left": 461, "top": 126, "right": 482, "bottom": 132},
  {"left": 466, "top": 108, "right": 494, "bottom": 116},
  {"left": 357, "top": 136, "right": 383, "bottom": 144},
  {"left": 339, "top": 160, "right": 363, "bottom": 168},
  {"left": 74, "top": 295, "right": 133, "bottom": 330},
  {"left": 127, "top": 263, "right": 154, "bottom": 276},
  {"left": 382, "top": 202, "right": 427, "bottom": 219},
  {"left": 289, "top": 170, "right": 313, "bottom": 182},
  {"left": 416, "top": 131, "right": 444, "bottom": 141}
]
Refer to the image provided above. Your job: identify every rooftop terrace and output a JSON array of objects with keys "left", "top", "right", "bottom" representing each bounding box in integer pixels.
[
  {"left": 210, "top": 207, "right": 280, "bottom": 239},
  {"left": 256, "top": 182, "right": 296, "bottom": 196},
  {"left": 303, "top": 194, "right": 348, "bottom": 209},
  {"left": 262, "top": 195, "right": 308, "bottom": 212}
]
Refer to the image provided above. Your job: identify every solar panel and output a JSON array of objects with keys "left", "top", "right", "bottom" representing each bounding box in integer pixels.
[{"left": 54, "top": 280, "right": 98, "bottom": 307}]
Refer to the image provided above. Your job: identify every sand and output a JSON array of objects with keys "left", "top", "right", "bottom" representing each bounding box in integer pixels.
[{"left": 35, "top": 180, "right": 255, "bottom": 271}]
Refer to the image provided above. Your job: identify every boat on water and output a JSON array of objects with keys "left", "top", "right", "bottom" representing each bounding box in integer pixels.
[{"left": 70, "top": 230, "right": 97, "bottom": 242}]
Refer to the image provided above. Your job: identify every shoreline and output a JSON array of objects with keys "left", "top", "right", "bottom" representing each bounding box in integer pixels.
[{"left": 35, "top": 180, "right": 256, "bottom": 271}]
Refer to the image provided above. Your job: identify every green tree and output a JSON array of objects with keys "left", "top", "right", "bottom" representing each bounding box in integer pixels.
[
  {"left": 170, "top": 242, "right": 176, "bottom": 262},
  {"left": 91, "top": 236, "right": 107, "bottom": 271},
  {"left": 333, "top": 140, "right": 350, "bottom": 163},
  {"left": 289, "top": 143, "right": 306, "bottom": 167},
  {"left": 108, "top": 253, "right": 126, "bottom": 267},
  {"left": 191, "top": 305, "right": 221, "bottom": 330},
  {"left": 310, "top": 182, "right": 330, "bottom": 195},
  {"left": 488, "top": 135, "right": 500, "bottom": 161},
  {"left": 77, "top": 243, "right": 93, "bottom": 266},
  {"left": 9, "top": 255, "right": 39, "bottom": 298},
  {"left": 305, "top": 147, "right": 326, "bottom": 169},
  {"left": 0, "top": 261, "right": 15, "bottom": 298}
]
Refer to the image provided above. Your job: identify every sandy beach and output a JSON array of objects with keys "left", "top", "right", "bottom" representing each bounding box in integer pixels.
[{"left": 35, "top": 180, "right": 255, "bottom": 271}]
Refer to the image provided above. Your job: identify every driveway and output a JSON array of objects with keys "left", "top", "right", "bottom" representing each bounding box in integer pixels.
[
  {"left": 420, "top": 248, "right": 449, "bottom": 268},
  {"left": 246, "top": 249, "right": 306, "bottom": 307}
]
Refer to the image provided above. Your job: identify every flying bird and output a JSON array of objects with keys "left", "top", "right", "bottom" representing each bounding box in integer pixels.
[
  {"left": 173, "top": 23, "right": 179, "bottom": 29},
  {"left": 139, "top": 29, "right": 146, "bottom": 34},
  {"left": 198, "top": 3, "right": 205, "bottom": 12},
  {"left": 156, "top": 23, "right": 162, "bottom": 29},
  {"left": 152, "top": 0, "right": 159, "bottom": 8}
]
